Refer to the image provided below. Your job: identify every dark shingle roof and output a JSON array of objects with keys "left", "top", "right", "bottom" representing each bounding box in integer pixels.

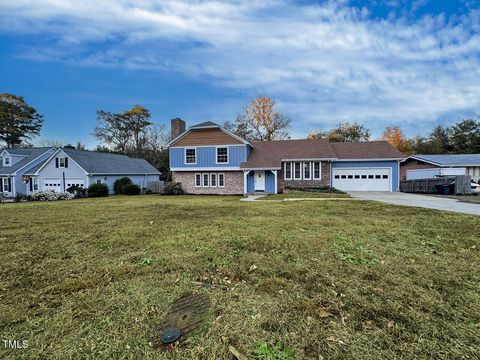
[
  {"left": 240, "top": 140, "right": 405, "bottom": 169},
  {"left": 61, "top": 148, "right": 160, "bottom": 174},
  {"left": 412, "top": 154, "right": 480, "bottom": 166},
  {"left": 189, "top": 121, "right": 219, "bottom": 129},
  {"left": 0, "top": 147, "right": 53, "bottom": 175}
]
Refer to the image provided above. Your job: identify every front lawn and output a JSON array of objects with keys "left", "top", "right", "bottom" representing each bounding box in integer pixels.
[
  {"left": 1, "top": 196, "right": 479, "bottom": 359},
  {"left": 262, "top": 191, "right": 351, "bottom": 200}
]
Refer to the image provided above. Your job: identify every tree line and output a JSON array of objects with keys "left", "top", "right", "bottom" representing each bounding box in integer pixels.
[{"left": 1, "top": 93, "right": 479, "bottom": 169}]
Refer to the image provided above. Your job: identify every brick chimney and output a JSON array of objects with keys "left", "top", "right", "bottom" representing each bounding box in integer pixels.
[{"left": 170, "top": 118, "right": 186, "bottom": 141}]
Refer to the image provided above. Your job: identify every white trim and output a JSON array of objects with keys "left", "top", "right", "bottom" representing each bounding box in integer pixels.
[
  {"left": 284, "top": 162, "right": 292, "bottom": 180},
  {"left": 218, "top": 173, "right": 225, "bottom": 188},
  {"left": 334, "top": 158, "right": 405, "bottom": 162},
  {"left": 172, "top": 144, "right": 246, "bottom": 149},
  {"left": 184, "top": 147, "right": 197, "bottom": 165},
  {"left": 273, "top": 170, "right": 278, "bottom": 194},
  {"left": 194, "top": 173, "right": 201, "bottom": 188},
  {"left": 282, "top": 158, "right": 334, "bottom": 161},
  {"left": 215, "top": 146, "right": 229, "bottom": 164},
  {"left": 241, "top": 167, "right": 282, "bottom": 171},
  {"left": 202, "top": 173, "right": 209, "bottom": 187},
  {"left": 0, "top": 150, "right": 9, "bottom": 157},
  {"left": 313, "top": 161, "right": 321, "bottom": 180},
  {"left": 33, "top": 149, "right": 89, "bottom": 176},
  {"left": 58, "top": 157, "right": 66, "bottom": 168},
  {"left": 293, "top": 162, "right": 302, "bottom": 180},
  {"left": 332, "top": 167, "right": 392, "bottom": 192},
  {"left": 171, "top": 166, "right": 241, "bottom": 171},
  {"left": 3, "top": 156, "right": 11, "bottom": 167},
  {"left": 243, "top": 170, "right": 250, "bottom": 193},
  {"left": 210, "top": 173, "right": 217, "bottom": 187},
  {"left": 10, "top": 148, "right": 55, "bottom": 176},
  {"left": 167, "top": 125, "right": 252, "bottom": 147}
]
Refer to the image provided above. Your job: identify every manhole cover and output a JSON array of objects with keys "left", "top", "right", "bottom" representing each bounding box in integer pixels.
[{"left": 152, "top": 293, "right": 210, "bottom": 349}]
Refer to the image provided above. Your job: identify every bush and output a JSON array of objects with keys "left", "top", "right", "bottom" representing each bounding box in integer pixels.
[
  {"left": 66, "top": 185, "right": 87, "bottom": 198},
  {"left": 15, "top": 193, "right": 32, "bottom": 202},
  {"left": 123, "top": 184, "right": 141, "bottom": 195},
  {"left": 31, "top": 190, "right": 74, "bottom": 201},
  {"left": 87, "top": 183, "right": 109, "bottom": 197},
  {"left": 162, "top": 182, "right": 184, "bottom": 195},
  {"left": 113, "top": 177, "right": 133, "bottom": 194}
]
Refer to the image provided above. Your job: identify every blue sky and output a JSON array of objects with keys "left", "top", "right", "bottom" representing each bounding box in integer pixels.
[{"left": 0, "top": 0, "right": 479, "bottom": 147}]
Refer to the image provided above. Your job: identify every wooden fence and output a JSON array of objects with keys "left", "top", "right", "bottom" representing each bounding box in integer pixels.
[
  {"left": 146, "top": 181, "right": 165, "bottom": 193},
  {"left": 400, "top": 175, "right": 472, "bottom": 195}
]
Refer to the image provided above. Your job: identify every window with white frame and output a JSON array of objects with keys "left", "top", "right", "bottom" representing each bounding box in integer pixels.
[
  {"left": 313, "top": 161, "right": 321, "bottom": 179},
  {"left": 284, "top": 162, "right": 292, "bottom": 180},
  {"left": 294, "top": 162, "right": 301, "bottom": 180},
  {"left": 195, "top": 173, "right": 201, "bottom": 187},
  {"left": 216, "top": 147, "right": 228, "bottom": 163},
  {"left": 210, "top": 173, "right": 217, "bottom": 187},
  {"left": 3, "top": 157, "right": 11, "bottom": 167},
  {"left": 32, "top": 178, "right": 39, "bottom": 191},
  {"left": 218, "top": 173, "right": 225, "bottom": 187},
  {"left": 185, "top": 148, "right": 196, "bottom": 164},
  {"left": 303, "top": 161, "right": 311, "bottom": 180},
  {"left": 2, "top": 178, "right": 10, "bottom": 192},
  {"left": 203, "top": 173, "right": 209, "bottom": 187},
  {"left": 58, "top": 157, "right": 66, "bottom": 168}
]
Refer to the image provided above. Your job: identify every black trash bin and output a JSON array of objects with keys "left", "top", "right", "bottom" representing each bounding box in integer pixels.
[{"left": 435, "top": 184, "right": 450, "bottom": 195}]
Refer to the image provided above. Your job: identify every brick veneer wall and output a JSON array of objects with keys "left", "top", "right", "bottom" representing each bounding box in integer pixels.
[
  {"left": 172, "top": 171, "right": 244, "bottom": 194},
  {"left": 278, "top": 161, "right": 331, "bottom": 192},
  {"left": 400, "top": 159, "right": 439, "bottom": 180}
]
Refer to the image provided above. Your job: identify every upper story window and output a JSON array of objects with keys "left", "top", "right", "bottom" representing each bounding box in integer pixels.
[
  {"left": 216, "top": 147, "right": 228, "bottom": 163},
  {"left": 3, "top": 156, "right": 11, "bottom": 167},
  {"left": 185, "top": 148, "right": 196, "bottom": 164},
  {"left": 56, "top": 157, "right": 68, "bottom": 168}
]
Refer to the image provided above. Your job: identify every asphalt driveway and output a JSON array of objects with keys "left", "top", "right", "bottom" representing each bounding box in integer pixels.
[{"left": 348, "top": 191, "right": 480, "bottom": 216}]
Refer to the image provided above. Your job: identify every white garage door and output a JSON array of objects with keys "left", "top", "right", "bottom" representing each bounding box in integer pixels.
[
  {"left": 66, "top": 178, "right": 84, "bottom": 188},
  {"left": 42, "top": 178, "right": 62, "bottom": 192},
  {"left": 332, "top": 168, "right": 391, "bottom": 191}
]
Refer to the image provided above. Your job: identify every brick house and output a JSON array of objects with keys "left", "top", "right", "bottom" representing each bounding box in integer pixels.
[{"left": 168, "top": 119, "right": 405, "bottom": 194}]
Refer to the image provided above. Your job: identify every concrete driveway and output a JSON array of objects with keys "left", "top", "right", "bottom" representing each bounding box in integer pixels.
[{"left": 348, "top": 191, "right": 480, "bottom": 216}]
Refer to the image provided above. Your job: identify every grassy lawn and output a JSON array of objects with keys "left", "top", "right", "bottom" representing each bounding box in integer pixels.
[
  {"left": 1, "top": 195, "right": 479, "bottom": 359},
  {"left": 261, "top": 191, "right": 351, "bottom": 200}
]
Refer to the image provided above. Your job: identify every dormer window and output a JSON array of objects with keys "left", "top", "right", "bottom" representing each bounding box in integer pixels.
[
  {"left": 3, "top": 157, "right": 11, "bottom": 167},
  {"left": 55, "top": 157, "right": 69, "bottom": 168}
]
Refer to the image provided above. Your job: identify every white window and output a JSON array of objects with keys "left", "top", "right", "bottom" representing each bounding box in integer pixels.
[
  {"left": 211, "top": 173, "right": 217, "bottom": 187},
  {"left": 195, "top": 173, "right": 201, "bottom": 187},
  {"left": 59, "top": 157, "right": 66, "bottom": 168},
  {"left": 32, "top": 178, "right": 39, "bottom": 191},
  {"left": 216, "top": 147, "right": 228, "bottom": 163},
  {"left": 3, "top": 157, "right": 11, "bottom": 167},
  {"left": 313, "top": 162, "right": 321, "bottom": 179},
  {"left": 303, "top": 162, "right": 311, "bottom": 180},
  {"left": 2, "top": 178, "right": 10, "bottom": 192},
  {"left": 284, "top": 162, "right": 292, "bottom": 180},
  {"left": 185, "top": 148, "right": 196, "bottom": 164},
  {"left": 294, "top": 162, "right": 301, "bottom": 180},
  {"left": 203, "top": 173, "right": 209, "bottom": 187},
  {"left": 218, "top": 173, "right": 225, "bottom": 187}
]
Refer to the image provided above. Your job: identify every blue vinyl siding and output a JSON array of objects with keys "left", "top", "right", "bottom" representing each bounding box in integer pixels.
[
  {"left": 331, "top": 161, "right": 400, "bottom": 191},
  {"left": 265, "top": 171, "right": 275, "bottom": 193},
  {"left": 170, "top": 145, "right": 248, "bottom": 168}
]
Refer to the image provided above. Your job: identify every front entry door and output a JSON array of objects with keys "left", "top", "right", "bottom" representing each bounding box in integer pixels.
[{"left": 254, "top": 171, "right": 265, "bottom": 191}]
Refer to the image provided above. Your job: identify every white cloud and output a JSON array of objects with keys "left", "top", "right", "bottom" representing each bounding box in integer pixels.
[{"left": 0, "top": 0, "right": 479, "bottom": 136}]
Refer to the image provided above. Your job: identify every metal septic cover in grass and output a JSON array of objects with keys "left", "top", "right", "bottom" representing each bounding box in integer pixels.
[{"left": 152, "top": 293, "right": 210, "bottom": 349}]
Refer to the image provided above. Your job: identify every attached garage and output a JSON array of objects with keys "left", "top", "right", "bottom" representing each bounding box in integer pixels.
[
  {"left": 332, "top": 168, "right": 391, "bottom": 191},
  {"left": 65, "top": 178, "right": 85, "bottom": 188},
  {"left": 42, "top": 178, "right": 62, "bottom": 192}
]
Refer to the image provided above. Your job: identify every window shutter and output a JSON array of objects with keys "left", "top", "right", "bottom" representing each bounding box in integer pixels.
[
  {"left": 55, "top": 158, "right": 59, "bottom": 168},
  {"left": 65, "top": 158, "right": 69, "bottom": 168},
  {"left": 7, "top": 178, "right": 11, "bottom": 192},
  {"left": 30, "top": 179, "right": 33, "bottom": 192}
]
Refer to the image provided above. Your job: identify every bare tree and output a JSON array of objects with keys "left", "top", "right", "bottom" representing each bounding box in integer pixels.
[{"left": 226, "top": 96, "right": 290, "bottom": 141}]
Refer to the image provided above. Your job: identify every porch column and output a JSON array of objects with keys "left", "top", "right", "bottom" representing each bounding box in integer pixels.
[
  {"left": 273, "top": 170, "right": 278, "bottom": 194},
  {"left": 243, "top": 170, "right": 250, "bottom": 194}
]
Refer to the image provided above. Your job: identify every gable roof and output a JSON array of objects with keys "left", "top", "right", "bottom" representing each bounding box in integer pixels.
[
  {"left": 0, "top": 147, "right": 53, "bottom": 175},
  {"left": 240, "top": 140, "right": 404, "bottom": 169},
  {"left": 168, "top": 121, "right": 251, "bottom": 147},
  {"left": 408, "top": 154, "right": 480, "bottom": 166}
]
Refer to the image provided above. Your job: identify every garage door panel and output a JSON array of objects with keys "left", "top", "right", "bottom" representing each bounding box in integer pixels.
[{"left": 332, "top": 168, "right": 391, "bottom": 191}]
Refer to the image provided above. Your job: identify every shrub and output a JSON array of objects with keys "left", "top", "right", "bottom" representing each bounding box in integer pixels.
[
  {"left": 66, "top": 185, "right": 87, "bottom": 198},
  {"left": 162, "top": 182, "right": 184, "bottom": 195},
  {"left": 123, "top": 184, "right": 141, "bottom": 195},
  {"left": 31, "top": 190, "right": 74, "bottom": 201},
  {"left": 113, "top": 177, "right": 133, "bottom": 194},
  {"left": 87, "top": 183, "right": 109, "bottom": 197},
  {"left": 15, "top": 193, "right": 32, "bottom": 202}
]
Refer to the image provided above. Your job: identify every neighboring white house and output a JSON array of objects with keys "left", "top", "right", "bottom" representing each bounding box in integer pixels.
[{"left": 0, "top": 147, "right": 161, "bottom": 197}]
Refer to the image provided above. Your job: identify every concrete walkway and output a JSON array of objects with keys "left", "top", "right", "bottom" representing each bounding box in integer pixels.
[
  {"left": 240, "top": 194, "right": 267, "bottom": 202},
  {"left": 348, "top": 191, "right": 480, "bottom": 216}
]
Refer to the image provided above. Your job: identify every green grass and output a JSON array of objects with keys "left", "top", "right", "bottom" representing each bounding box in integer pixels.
[
  {"left": 261, "top": 191, "right": 351, "bottom": 200},
  {"left": 1, "top": 195, "right": 479, "bottom": 359}
]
